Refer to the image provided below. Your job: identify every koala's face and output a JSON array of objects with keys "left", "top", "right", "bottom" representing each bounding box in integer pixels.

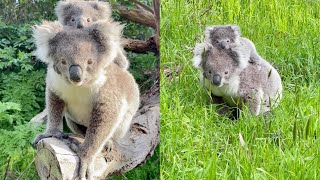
[
  {"left": 56, "top": 1, "right": 111, "bottom": 29},
  {"left": 49, "top": 31, "right": 105, "bottom": 86},
  {"left": 201, "top": 47, "right": 239, "bottom": 87},
  {"left": 207, "top": 25, "right": 241, "bottom": 50}
]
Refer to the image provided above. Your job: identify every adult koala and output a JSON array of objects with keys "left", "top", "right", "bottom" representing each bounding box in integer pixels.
[
  {"left": 32, "top": 20, "right": 140, "bottom": 179},
  {"left": 192, "top": 43, "right": 282, "bottom": 115}
]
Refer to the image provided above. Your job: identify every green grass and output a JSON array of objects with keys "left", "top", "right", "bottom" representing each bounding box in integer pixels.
[{"left": 160, "top": 0, "right": 320, "bottom": 179}]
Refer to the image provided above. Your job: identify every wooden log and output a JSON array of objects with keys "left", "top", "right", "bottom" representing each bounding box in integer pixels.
[{"left": 34, "top": 84, "right": 159, "bottom": 179}]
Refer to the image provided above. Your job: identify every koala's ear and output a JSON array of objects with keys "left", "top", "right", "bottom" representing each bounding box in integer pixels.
[
  {"left": 33, "top": 21, "right": 63, "bottom": 63},
  {"left": 55, "top": 1, "right": 72, "bottom": 23},
  {"left": 204, "top": 26, "right": 216, "bottom": 42},
  {"left": 229, "top": 25, "right": 241, "bottom": 36},
  {"left": 87, "top": 20, "right": 124, "bottom": 53},
  {"left": 90, "top": 1, "right": 112, "bottom": 18},
  {"left": 192, "top": 43, "right": 213, "bottom": 68}
]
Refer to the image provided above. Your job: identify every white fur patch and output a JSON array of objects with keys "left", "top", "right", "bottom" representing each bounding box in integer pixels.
[
  {"left": 200, "top": 72, "right": 240, "bottom": 107},
  {"left": 47, "top": 67, "right": 107, "bottom": 126},
  {"left": 33, "top": 21, "right": 63, "bottom": 63},
  {"left": 192, "top": 43, "right": 209, "bottom": 68},
  {"left": 192, "top": 56, "right": 202, "bottom": 68},
  {"left": 204, "top": 26, "right": 214, "bottom": 42}
]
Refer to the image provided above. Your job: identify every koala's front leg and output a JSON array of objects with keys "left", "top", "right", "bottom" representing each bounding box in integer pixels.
[
  {"left": 74, "top": 98, "right": 125, "bottom": 180},
  {"left": 33, "top": 90, "right": 65, "bottom": 146}
]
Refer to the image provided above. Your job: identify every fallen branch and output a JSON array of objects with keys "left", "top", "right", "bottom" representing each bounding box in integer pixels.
[
  {"left": 121, "top": 36, "right": 158, "bottom": 54},
  {"left": 113, "top": 4, "right": 156, "bottom": 29}
]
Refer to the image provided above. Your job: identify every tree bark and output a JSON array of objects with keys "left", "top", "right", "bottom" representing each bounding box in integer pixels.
[
  {"left": 35, "top": 84, "right": 159, "bottom": 179},
  {"left": 112, "top": 4, "right": 156, "bottom": 29}
]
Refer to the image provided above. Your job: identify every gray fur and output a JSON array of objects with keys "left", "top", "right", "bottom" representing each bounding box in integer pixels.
[
  {"left": 205, "top": 24, "right": 262, "bottom": 64},
  {"left": 193, "top": 43, "right": 282, "bottom": 115},
  {"left": 55, "top": 0, "right": 130, "bottom": 70},
  {"left": 33, "top": 20, "right": 140, "bottom": 180}
]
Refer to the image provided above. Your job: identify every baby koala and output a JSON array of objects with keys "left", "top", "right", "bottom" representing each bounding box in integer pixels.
[
  {"left": 205, "top": 24, "right": 261, "bottom": 65},
  {"left": 192, "top": 43, "right": 282, "bottom": 115},
  {"left": 55, "top": 0, "right": 129, "bottom": 69}
]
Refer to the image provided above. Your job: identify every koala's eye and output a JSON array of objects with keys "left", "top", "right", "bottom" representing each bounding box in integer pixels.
[
  {"left": 227, "top": 40, "right": 230, "bottom": 43},
  {"left": 225, "top": 71, "right": 229, "bottom": 74},
  {"left": 61, "top": 59, "right": 67, "bottom": 65},
  {"left": 87, "top": 18, "right": 91, "bottom": 22},
  {"left": 215, "top": 40, "right": 219, "bottom": 44},
  {"left": 208, "top": 70, "right": 212, "bottom": 74},
  {"left": 71, "top": 17, "right": 75, "bottom": 22},
  {"left": 87, "top": 59, "right": 93, "bottom": 65}
]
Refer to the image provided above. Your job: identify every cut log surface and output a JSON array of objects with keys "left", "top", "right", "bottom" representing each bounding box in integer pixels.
[{"left": 35, "top": 84, "right": 159, "bottom": 179}]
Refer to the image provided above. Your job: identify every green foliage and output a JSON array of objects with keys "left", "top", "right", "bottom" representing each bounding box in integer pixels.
[
  {"left": 161, "top": 0, "right": 320, "bottom": 179},
  {"left": 0, "top": 102, "right": 21, "bottom": 127},
  {"left": 0, "top": 124, "right": 43, "bottom": 180},
  {"left": 0, "top": 0, "right": 56, "bottom": 24}
]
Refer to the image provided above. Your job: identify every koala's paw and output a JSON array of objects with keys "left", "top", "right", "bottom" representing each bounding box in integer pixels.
[
  {"left": 65, "top": 137, "right": 81, "bottom": 153},
  {"left": 33, "top": 131, "right": 69, "bottom": 148},
  {"left": 77, "top": 156, "right": 94, "bottom": 180}
]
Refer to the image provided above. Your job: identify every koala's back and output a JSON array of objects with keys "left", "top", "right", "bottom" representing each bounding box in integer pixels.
[
  {"left": 239, "top": 58, "right": 282, "bottom": 101},
  {"left": 100, "top": 63, "right": 140, "bottom": 108}
]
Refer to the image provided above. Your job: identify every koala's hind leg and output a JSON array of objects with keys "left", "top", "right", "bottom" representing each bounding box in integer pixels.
[
  {"left": 242, "top": 89, "right": 263, "bottom": 116},
  {"left": 114, "top": 48, "right": 129, "bottom": 69},
  {"left": 114, "top": 111, "right": 135, "bottom": 140},
  {"left": 33, "top": 90, "right": 66, "bottom": 146}
]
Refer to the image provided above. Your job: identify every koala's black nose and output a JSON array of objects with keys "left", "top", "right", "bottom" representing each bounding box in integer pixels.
[
  {"left": 212, "top": 74, "right": 221, "bottom": 85},
  {"left": 76, "top": 20, "right": 85, "bottom": 29},
  {"left": 69, "top": 65, "right": 82, "bottom": 83},
  {"left": 77, "top": 22, "right": 84, "bottom": 29}
]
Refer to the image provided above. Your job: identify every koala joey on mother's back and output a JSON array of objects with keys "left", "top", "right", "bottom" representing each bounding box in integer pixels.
[
  {"left": 33, "top": 20, "right": 140, "bottom": 179},
  {"left": 55, "top": 0, "right": 129, "bottom": 69},
  {"left": 205, "top": 24, "right": 262, "bottom": 65},
  {"left": 192, "top": 43, "right": 282, "bottom": 116}
]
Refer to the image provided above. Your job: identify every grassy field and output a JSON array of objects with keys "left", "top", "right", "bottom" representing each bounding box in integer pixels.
[{"left": 160, "top": 0, "right": 320, "bottom": 179}]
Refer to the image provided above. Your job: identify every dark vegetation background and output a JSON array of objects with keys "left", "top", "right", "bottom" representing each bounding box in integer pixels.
[{"left": 0, "top": 0, "right": 159, "bottom": 179}]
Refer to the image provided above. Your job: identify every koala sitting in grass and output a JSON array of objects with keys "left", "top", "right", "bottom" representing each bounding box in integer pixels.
[
  {"left": 55, "top": 0, "right": 129, "bottom": 69},
  {"left": 205, "top": 24, "right": 261, "bottom": 65},
  {"left": 192, "top": 43, "right": 282, "bottom": 115}
]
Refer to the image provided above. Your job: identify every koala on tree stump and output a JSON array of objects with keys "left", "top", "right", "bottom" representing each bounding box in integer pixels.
[
  {"left": 55, "top": 0, "right": 130, "bottom": 69},
  {"left": 205, "top": 24, "right": 262, "bottom": 64},
  {"left": 192, "top": 43, "right": 282, "bottom": 116},
  {"left": 32, "top": 20, "right": 140, "bottom": 180}
]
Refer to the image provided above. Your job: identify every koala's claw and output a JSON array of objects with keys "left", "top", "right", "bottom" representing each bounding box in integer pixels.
[{"left": 33, "top": 131, "right": 69, "bottom": 148}]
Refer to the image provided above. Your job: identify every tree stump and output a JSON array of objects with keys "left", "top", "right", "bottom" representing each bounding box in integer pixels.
[{"left": 34, "top": 84, "right": 159, "bottom": 179}]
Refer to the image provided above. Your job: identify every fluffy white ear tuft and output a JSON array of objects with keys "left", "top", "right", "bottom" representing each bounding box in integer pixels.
[
  {"left": 204, "top": 26, "right": 216, "bottom": 42},
  {"left": 230, "top": 24, "right": 241, "bottom": 37},
  {"left": 55, "top": 1, "right": 70, "bottom": 23},
  {"left": 92, "top": 1, "right": 112, "bottom": 19},
  {"left": 88, "top": 19, "right": 124, "bottom": 45},
  {"left": 192, "top": 43, "right": 209, "bottom": 68},
  {"left": 33, "top": 21, "right": 63, "bottom": 63}
]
